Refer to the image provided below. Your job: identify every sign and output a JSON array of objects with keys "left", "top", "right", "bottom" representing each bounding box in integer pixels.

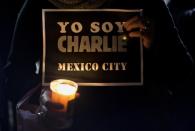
[{"left": 42, "top": 9, "right": 143, "bottom": 86}]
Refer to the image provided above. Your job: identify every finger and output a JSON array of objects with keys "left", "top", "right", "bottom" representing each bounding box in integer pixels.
[
  {"left": 47, "top": 108, "right": 67, "bottom": 117},
  {"left": 37, "top": 104, "right": 48, "bottom": 116},
  {"left": 128, "top": 31, "right": 141, "bottom": 38},
  {"left": 75, "top": 93, "right": 80, "bottom": 98},
  {"left": 123, "top": 16, "right": 145, "bottom": 31},
  {"left": 125, "top": 22, "right": 145, "bottom": 32},
  {"left": 123, "top": 16, "right": 140, "bottom": 28},
  {"left": 40, "top": 90, "right": 64, "bottom": 110},
  {"left": 40, "top": 89, "right": 52, "bottom": 105},
  {"left": 46, "top": 101, "right": 64, "bottom": 110},
  {"left": 128, "top": 31, "right": 151, "bottom": 48}
]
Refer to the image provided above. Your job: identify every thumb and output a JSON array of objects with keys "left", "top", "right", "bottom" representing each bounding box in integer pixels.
[{"left": 40, "top": 89, "right": 64, "bottom": 110}]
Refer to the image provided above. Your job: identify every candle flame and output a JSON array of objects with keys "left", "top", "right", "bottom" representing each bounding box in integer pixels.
[
  {"left": 54, "top": 84, "right": 77, "bottom": 96},
  {"left": 50, "top": 79, "right": 78, "bottom": 96}
]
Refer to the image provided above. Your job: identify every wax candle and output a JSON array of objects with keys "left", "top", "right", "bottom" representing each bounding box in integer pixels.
[{"left": 50, "top": 79, "right": 78, "bottom": 112}]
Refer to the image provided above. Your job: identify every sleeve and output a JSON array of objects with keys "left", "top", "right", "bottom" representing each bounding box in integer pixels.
[
  {"left": 143, "top": 0, "right": 194, "bottom": 89},
  {"left": 0, "top": 58, "right": 9, "bottom": 131},
  {"left": 6, "top": 0, "right": 42, "bottom": 102},
  {"left": 177, "top": 9, "right": 195, "bottom": 62}
]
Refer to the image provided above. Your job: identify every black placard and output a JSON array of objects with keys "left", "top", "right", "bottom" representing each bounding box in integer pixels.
[{"left": 42, "top": 9, "right": 143, "bottom": 86}]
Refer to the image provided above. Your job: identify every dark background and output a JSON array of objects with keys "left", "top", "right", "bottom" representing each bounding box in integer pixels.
[
  {"left": 0, "top": 1, "right": 25, "bottom": 65},
  {"left": 1, "top": 0, "right": 195, "bottom": 131}
]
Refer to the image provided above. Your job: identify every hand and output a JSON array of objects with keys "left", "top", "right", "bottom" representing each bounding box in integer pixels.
[
  {"left": 36, "top": 88, "right": 79, "bottom": 130},
  {"left": 123, "top": 16, "right": 155, "bottom": 48}
]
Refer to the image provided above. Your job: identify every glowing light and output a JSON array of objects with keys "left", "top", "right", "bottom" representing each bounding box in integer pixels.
[
  {"left": 122, "top": 35, "right": 128, "bottom": 41},
  {"left": 50, "top": 79, "right": 78, "bottom": 111}
]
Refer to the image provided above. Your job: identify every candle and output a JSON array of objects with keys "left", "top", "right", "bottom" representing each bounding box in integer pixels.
[{"left": 50, "top": 79, "right": 78, "bottom": 112}]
